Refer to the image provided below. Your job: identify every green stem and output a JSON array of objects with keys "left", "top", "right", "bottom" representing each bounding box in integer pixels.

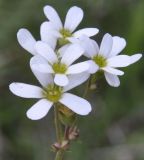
[
  {"left": 55, "top": 150, "right": 64, "bottom": 160},
  {"left": 83, "top": 78, "right": 91, "bottom": 98},
  {"left": 54, "top": 104, "right": 64, "bottom": 160},
  {"left": 54, "top": 104, "right": 62, "bottom": 143}
]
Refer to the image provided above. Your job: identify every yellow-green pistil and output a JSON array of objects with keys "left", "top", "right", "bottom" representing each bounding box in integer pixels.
[
  {"left": 43, "top": 84, "right": 63, "bottom": 102},
  {"left": 60, "top": 28, "right": 72, "bottom": 38},
  {"left": 93, "top": 55, "right": 107, "bottom": 68},
  {"left": 52, "top": 62, "right": 67, "bottom": 74},
  {"left": 58, "top": 28, "right": 72, "bottom": 46}
]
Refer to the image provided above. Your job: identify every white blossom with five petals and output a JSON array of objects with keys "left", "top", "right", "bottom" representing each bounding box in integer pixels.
[
  {"left": 16, "top": 6, "right": 99, "bottom": 56},
  {"left": 41, "top": 5, "right": 99, "bottom": 46},
  {"left": 9, "top": 68, "right": 91, "bottom": 120},
  {"left": 31, "top": 42, "right": 89, "bottom": 86},
  {"left": 77, "top": 34, "right": 142, "bottom": 87}
]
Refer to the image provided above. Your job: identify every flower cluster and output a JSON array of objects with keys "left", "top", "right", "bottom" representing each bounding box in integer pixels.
[{"left": 9, "top": 5, "right": 142, "bottom": 120}]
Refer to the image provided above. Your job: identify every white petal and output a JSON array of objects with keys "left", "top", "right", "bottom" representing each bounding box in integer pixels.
[
  {"left": 32, "top": 63, "right": 53, "bottom": 73},
  {"left": 54, "top": 74, "right": 69, "bottom": 86},
  {"left": 73, "top": 28, "right": 99, "bottom": 38},
  {"left": 64, "top": 6, "right": 83, "bottom": 32},
  {"left": 17, "top": 28, "right": 37, "bottom": 55},
  {"left": 31, "top": 70, "right": 54, "bottom": 88},
  {"left": 26, "top": 99, "right": 53, "bottom": 120},
  {"left": 43, "top": 5, "right": 62, "bottom": 30},
  {"left": 109, "top": 36, "right": 126, "bottom": 57},
  {"left": 63, "top": 72, "right": 90, "bottom": 92},
  {"left": 102, "top": 67, "right": 124, "bottom": 76},
  {"left": 58, "top": 44, "right": 70, "bottom": 57},
  {"left": 86, "top": 60, "right": 99, "bottom": 74},
  {"left": 67, "top": 62, "right": 89, "bottom": 74},
  {"left": 129, "top": 54, "right": 142, "bottom": 64},
  {"left": 107, "top": 55, "right": 130, "bottom": 67},
  {"left": 99, "top": 33, "right": 113, "bottom": 57},
  {"left": 40, "top": 21, "right": 61, "bottom": 37},
  {"left": 48, "top": 37, "right": 57, "bottom": 50},
  {"left": 30, "top": 55, "right": 54, "bottom": 73},
  {"left": 104, "top": 72, "right": 120, "bottom": 87},
  {"left": 67, "top": 37, "right": 80, "bottom": 44},
  {"left": 40, "top": 21, "right": 59, "bottom": 49},
  {"left": 91, "top": 39, "right": 100, "bottom": 54},
  {"left": 61, "top": 44, "right": 84, "bottom": 66},
  {"left": 79, "top": 36, "right": 99, "bottom": 58},
  {"left": 30, "top": 56, "right": 54, "bottom": 87},
  {"left": 35, "top": 41, "right": 58, "bottom": 64},
  {"left": 59, "top": 93, "right": 91, "bottom": 115},
  {"left": 9, "top": 83, "right": 43, "bottom": 98}
]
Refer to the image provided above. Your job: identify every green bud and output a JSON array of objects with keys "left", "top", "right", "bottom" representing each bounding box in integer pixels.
[{"left": 58, "top": 104, "right": 77, "bottom": 126}]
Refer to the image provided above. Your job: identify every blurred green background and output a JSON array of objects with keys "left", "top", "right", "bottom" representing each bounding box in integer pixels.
[{"left": 0, "top": 0, "right": 144, "bottom": 160}]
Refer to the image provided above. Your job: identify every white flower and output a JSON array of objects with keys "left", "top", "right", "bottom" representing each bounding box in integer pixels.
[
  {"left": 9, "top": 69, "right": 91, "bottom": 120},
  {"left": 42, "top": 5, "right": 99, "bottom": 46},
  {"left": 30, "top": 41, "right": 89, "bottom": 86},
  {"left": 79, "top": 34, "right": 142, "bottom": 87}
]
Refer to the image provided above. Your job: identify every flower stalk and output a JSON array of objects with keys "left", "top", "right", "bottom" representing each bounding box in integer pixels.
[
  {"left": 55, "top": 150, "right": 64, "bottom": 160},
  {"left": 54, "top": 104, "right": 64, "bottom": 160},
  {"left": 83, "top": 78, "right": 91, "bottom": 98},
  {"left": 54, "top": 103, "right": 80, "bottom": 160},
  {"left": 54, "top": 104, "right": 63, "bottom": 143}
]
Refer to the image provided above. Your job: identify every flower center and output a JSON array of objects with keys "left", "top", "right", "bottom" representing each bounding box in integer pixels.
[
  {"left": 93, "top": 55, "right": 107, "bottom": 68},
  {"left": 43, "top": 84, "right": 63, "bottom": 102},
  {"left": 58, "top": 28, "right": 72, "bottom": 46},
  {"left": 52, "top": 62, "right": 67, "bottom": 74},
  {"left": 60, "top": 28, "right": 72, "bottom": 38}
]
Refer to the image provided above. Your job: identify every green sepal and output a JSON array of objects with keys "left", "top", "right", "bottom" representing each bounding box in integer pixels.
[
  {"left": 58, "top": 104, "right": 77, "bottom": 126},
  {"left": 58, "top": 38, "right": 69, "bottom": 47}
]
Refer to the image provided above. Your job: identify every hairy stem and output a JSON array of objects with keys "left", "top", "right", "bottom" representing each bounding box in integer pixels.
[
  {"left": 83, "top": 78, "right": 91, "bottom": 98},
  {"left": 54, "top": 104, "right": 62, "bottom": 143},
  {"left": 54, "top": 104, "right": 64, "bottom": 160},
  {"left": 55, "top": 150, "right": 64, "bottom": 160}
]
